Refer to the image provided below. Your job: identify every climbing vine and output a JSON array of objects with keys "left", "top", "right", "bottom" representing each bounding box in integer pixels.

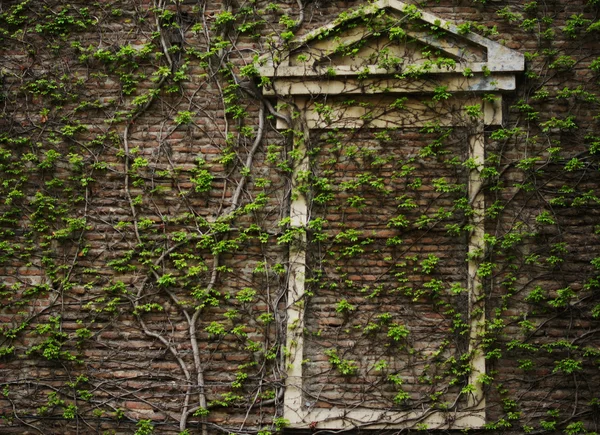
[{"left": 0, "top": 0, "right": 599, "bottom": 434}]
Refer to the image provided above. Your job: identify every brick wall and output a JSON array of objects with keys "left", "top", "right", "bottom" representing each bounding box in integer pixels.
[{"left": 0, "top": 0, "right": 599, "bottom": 433}]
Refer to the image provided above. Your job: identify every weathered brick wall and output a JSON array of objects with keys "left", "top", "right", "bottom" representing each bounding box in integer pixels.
[{"left": 0, "top": 0, "right": 599, "bottom": 433}]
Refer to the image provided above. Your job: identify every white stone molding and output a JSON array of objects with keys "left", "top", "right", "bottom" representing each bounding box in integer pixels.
[{"left": 258, "top": 2, "right": 524, "bottom": 430}]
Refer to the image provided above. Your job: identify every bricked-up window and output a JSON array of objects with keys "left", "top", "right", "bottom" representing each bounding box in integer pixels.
[
  {"left": 257, "top": 0, "right": 524, "bottom": 430},
  {"left": 279, "top": 96, "right": 489, "bottom": 429},
  {"left": 303, "top": 127, "right": 471, "bottom": 412}
]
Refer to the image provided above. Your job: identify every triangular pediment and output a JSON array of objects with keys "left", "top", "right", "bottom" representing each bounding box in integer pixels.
[
  {"left": 258, "top": 0, "right": 524, "bottom": 95},
  {"left": 293, "top": 30, "right": 487, "bottom": 68}
]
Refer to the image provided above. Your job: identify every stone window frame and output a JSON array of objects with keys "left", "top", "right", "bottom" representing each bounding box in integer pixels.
[{"left": 258, "top": 0, "right": 524, "bottom": 429}]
